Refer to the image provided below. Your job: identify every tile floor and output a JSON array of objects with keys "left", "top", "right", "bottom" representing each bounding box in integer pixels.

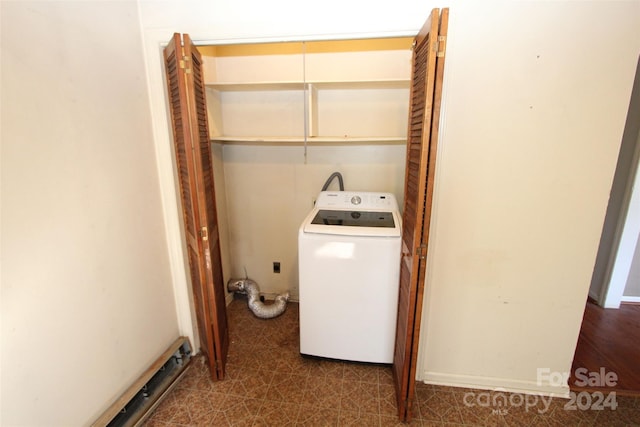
[{"left": 144, "top": 298, "right": 640, "bottom": 426}]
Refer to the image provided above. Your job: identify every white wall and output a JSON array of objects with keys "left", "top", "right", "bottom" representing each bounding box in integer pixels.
[
  {"left": 13, "top": 0, "right": 636, "bottom": 424},
  {"left": 221, "top": 144, "right": 407, "bottom": 300},
  {"left": 419, "top": 1, "right": 640, "bottom": 394},
  {"left": 138, "top": 0, "right": 430, "bottom": 41},
  {"left": 0, "top": 2, "right": 179, "bottom": 425},
  {"left": 137, "top": 0, "right": 640, "bottom": 399},
  {"left": 624, "top": 232, "right": 640, "bottom": 298}
]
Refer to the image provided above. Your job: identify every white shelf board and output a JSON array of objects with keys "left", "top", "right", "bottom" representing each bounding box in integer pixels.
[
  {"left": 206, "top": 82, "right": 304, "bottom": 91},
  {"left": 206, "top": 79, "right": 410, "bottom": 91},
  {"left": 309, "top": 79, "right": 410, "bottom": 89},
  {"left": 211, "top": 135, "right": 407, "bottom": 145}
]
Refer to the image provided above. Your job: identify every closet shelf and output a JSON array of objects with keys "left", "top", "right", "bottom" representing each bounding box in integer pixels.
[
  {"left": 204, "top": 40, "right": 412, "bottom": 146},
  {"left": 206, "top": 82, "right": 303, "bottom": 91},
  {"left": 210, "top": 136, "right": 407, "bottom": 145},
  {"left": 206, "top": 79, "right": 410, "bottom": 91}
]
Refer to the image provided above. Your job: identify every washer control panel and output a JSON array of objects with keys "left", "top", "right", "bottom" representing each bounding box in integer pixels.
[{"left": 315, "top": 191, "right": 398, "bottom": 211}]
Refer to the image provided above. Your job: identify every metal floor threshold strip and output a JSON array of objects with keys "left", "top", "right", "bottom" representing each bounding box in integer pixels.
[{"left": 92, "top": 337, "right": 193, "bottom": 427}]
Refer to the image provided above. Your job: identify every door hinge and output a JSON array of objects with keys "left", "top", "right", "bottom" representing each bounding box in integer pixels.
[
  {"left": 179, "top": 55, "right": 192, "bottom": 73},
  {"left": 436, "top": 35, "right": 446, "bottom": 58},
  {"left": 417, "top": 243, "right": 427, "bottom": 260},
  {"left": 200, "top": 226, "right": 208, "bottom": 241}
]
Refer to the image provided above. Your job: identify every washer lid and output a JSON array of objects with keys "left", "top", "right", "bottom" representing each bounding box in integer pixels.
[
  {"left": 311, "top": 209, "right": 396, "bottom": 228},
  {"left": 303, "top": 209, "right": 401, "bottom": 237}
]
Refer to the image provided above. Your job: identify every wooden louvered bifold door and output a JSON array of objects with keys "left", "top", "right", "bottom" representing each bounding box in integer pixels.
[
  {"left": 163, "top": 33, "right": 229, "bottom": 380},
  {"left": 392, "top": 8, "right": 448, "bottom": 422}
]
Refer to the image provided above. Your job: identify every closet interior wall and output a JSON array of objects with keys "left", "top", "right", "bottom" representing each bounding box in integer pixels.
[{"left": 201, "top": 39, "right": 413, "bottom": 300}]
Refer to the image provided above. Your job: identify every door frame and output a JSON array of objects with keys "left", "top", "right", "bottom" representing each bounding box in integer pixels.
[
  {"left": 141, "top": 28, "right": 422, "bottom": 349},
  {"left": 590, "top": 57, "right": 640, "bottom": 308}
]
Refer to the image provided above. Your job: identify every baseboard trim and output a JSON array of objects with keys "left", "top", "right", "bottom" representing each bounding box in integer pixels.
[
  {"left": 421, "top": 371, "right": 571, "bottom": 398},
  {"left": 92, "top": 337, "right": 192, "bottom": 427}
]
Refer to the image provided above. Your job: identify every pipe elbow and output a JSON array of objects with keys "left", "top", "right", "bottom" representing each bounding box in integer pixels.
[{"left": 227, "top": 278, "right": 289, "bottom": 319}]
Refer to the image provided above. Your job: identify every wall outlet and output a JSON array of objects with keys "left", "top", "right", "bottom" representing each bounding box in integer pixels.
[{"left": 273, "top": 262, "right": 281, "bottom": 274}]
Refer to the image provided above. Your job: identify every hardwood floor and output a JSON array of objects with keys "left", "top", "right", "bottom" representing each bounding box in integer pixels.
[{"left": 571, "top": 300, "right": 640, "bottom": 396}]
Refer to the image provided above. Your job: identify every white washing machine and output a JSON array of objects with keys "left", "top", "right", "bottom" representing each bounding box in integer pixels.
[{"left": 298, "top": 191, "right": 402, "bottom": 363}]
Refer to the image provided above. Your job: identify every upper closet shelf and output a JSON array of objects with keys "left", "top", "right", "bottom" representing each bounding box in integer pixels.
[{"left": 202, "top": 37, "right": 413, "bottom": 146}]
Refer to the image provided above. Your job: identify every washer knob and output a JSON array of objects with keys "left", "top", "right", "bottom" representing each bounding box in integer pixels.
[{"left": 351, "top": 195, "right": 362, "bottom": 205}]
